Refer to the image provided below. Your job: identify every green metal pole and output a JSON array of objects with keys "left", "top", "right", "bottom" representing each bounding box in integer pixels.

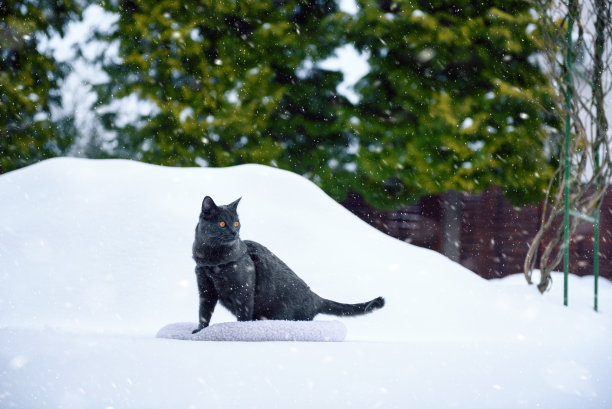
[
  {"left": 563, "top": 0, "right": 574, "bottom": 307},
  {"left": 594, "top": 211, "right": 599, "bottom": 311},
  {"left": 592, "top": 0, "right": 606, "bottom": 313}
]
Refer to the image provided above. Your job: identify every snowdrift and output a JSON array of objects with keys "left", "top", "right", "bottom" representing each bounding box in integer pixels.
[{"left": 1, "top": 158, "right": 611, "bottom": 409}]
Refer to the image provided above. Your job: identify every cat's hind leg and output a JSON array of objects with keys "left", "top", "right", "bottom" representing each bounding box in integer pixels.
[{"left": 233, "top": 286, "right": 256, "bottom": 322}]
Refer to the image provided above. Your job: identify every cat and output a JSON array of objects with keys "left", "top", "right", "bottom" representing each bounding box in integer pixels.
[{"left": 191, "top": 196, "right": 385, "bottom": 333}]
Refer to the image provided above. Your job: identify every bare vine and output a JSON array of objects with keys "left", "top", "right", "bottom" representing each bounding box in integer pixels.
[{"left": 524, "top": 0, "right": 612, "bottom": 292}]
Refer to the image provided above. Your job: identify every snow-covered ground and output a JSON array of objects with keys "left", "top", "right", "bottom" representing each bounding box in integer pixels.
[{"left": 1, "top": 158, "right": 610, "bottom": 408}]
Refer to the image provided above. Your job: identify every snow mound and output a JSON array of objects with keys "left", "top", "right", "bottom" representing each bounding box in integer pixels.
[
  {"left": 0, "top": 157, "right": 609, "bottom": 344},
  {"left": 156, "top": 320, "right": 347, "bottom": 342},
  {"left": 1, "top": 158, "right": 611, "bottom": 408}
]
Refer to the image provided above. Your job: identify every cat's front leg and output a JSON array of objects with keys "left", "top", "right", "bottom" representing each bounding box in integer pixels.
[{"left": 193, "top": 268, "right": 218, "bottom": 333}]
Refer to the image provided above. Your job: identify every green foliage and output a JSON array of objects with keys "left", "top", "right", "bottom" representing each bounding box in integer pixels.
[
  {"left": 98, "top": 0, "right": 350, "bottom": 187},
  {"left": 97, "top": 0, "right": 558, "bottom": 207},
  {"left": 348, "top": 0, "right": 559, "bottom": 207},
  {"left": 0, "top": 0, "right": 79, "bottom": 173}
]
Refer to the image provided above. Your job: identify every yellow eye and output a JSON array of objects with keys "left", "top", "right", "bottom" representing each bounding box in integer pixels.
[
  {"left": 233, "top": 221, "right": 239, "bottom": 228},
  {"left": 219, "top": 221, "right": 226, "bottom": 228}
]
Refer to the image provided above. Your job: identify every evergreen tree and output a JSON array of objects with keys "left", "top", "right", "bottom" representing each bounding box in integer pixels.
[
  {"left": 99, "top": 0, "right": 558, "bottom": 208},
  {"left": 98, "top": 0, "right": 353, "bottom": 198},
  {"left": 0, "top": 0, "right": 79, "bottom": 173},
  {"left": 348, "top": 0, "right": 559, "bottom": 207}
]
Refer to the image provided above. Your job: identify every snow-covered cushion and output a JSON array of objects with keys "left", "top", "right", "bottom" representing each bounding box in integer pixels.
[{"left": 156, "top": 320, "right": 347, "bottom": 342}]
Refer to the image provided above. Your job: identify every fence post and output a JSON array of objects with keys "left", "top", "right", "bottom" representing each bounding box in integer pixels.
[{"left": 562, "top": 0, "right": 574, "bottom": 307}]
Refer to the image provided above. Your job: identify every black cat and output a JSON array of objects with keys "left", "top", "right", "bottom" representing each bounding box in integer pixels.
[{"left": 192, "top": 196, "right": 385, "bottom": 333}]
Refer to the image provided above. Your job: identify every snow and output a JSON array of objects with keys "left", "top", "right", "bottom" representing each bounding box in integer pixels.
[
  {"left": 318, "top": 44, "right": 370, "bottom": 104},
  {"left": 1, "top": 158, "right": 611, "bottom": 408},
  {"left": 156, "top": 321, "right": 347, "bottom": 342}
]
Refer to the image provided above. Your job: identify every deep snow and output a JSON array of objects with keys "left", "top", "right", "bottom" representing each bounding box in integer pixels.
[{"left": 1, "top": 158, "right": 611, "bottom": 408}]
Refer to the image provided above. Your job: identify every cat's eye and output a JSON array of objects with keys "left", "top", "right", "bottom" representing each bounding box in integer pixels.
[
  {"left": 219, "top": 221, "right": 226, "bottom": 228},
  {"left": 233, "top": 221, "right": 239, "bottom": 227}
]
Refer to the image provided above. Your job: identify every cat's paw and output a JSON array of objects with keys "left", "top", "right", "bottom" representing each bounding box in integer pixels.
[{"left": 192, "top": 326, "right": 205, "bottom": 334}]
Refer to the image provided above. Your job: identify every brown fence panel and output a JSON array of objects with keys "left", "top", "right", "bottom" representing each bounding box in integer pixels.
[{"left": 342, "top": 187, "right": 612, "bottom": 280}]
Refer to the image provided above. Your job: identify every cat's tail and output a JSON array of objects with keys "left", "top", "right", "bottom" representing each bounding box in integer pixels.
[{"left": 318, "top": 296, "right": 385, "bottom": 317}]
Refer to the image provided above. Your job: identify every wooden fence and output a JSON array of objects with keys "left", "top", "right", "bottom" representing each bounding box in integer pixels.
[{"left": 342, "top": 187, "right": 612, "bottom": 279}]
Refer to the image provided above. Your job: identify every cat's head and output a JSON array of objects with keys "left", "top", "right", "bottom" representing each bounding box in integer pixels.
[{"left": 197, "top": 196, "right": 242, "bottom": 243}]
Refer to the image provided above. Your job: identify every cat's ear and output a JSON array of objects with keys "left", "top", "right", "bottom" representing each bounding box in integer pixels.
[
  {"left": 201, "top": 196, "right": 219, "bottom": 218},
  {"left": 228, "top": 197, "right": 241, "bottom": 212}
]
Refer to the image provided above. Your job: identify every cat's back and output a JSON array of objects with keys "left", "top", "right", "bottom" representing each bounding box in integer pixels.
[
  {"left": 244, "top": 240, "right": 287, "bottom": 269},
  {"left": 244, "top": 240, "right": 303, "bottom": 281}
]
